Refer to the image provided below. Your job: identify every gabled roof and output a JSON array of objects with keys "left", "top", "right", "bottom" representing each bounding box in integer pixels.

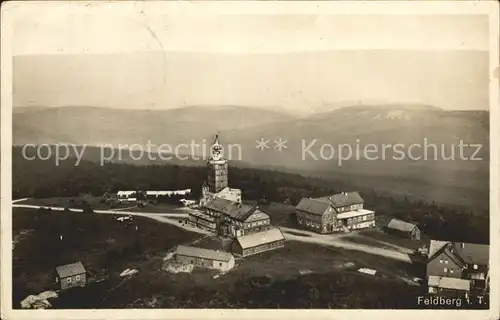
[
  {"left": 244, "top": 209, "right": 270, "bottom": 222},
  {"left": 428, "top": 240, "right": 489, "bottom": 267},
  {"left": 203, "top": 197, "right": 257, "bottom": 221},
  {"left": 428, "top": 240, "right": 449, "bottom": 258},
  {"left": 56, "top": 262, "right": 86, "bottom": 278},
  {"left": 428, "top": 240, "right": 466, "bottom": 268},
  {"left": 234, "top": 228, "right": 285, "bottom": 249},
  {"left": 387, "top": 218, "right": 418, "bottom": 233},
  {"left": 328, "top": 192, "right": 364, "bottom": 208},
  {"left": 428, "top": 276, "right": 471, "bottom": 291},
  {"left": 175, "top": 245, "right": 233, "bottom": 262},
  {"left": 296, "top": 198, "right": 331, "bottom": 215}
]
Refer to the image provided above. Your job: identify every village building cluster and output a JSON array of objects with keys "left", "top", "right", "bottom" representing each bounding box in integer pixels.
[
  {"left": 187, "top": 135, "right": 286, "bottom": 258},
  {"left": 425, "top": 240, "right": 490, "bottom": 298},
  {"left": 49, "top": 134, "right": 489, "bottom": 306}
]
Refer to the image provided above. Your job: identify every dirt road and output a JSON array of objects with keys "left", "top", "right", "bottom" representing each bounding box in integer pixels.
[
  {"left": 279, "top": 226, "right": 412, "bottom": 263},
  {"left": 13, "top": 203, "right": 189, "bottom": 218},
  {"left": 13, "top": 202, "right": 411, "bottom": 262}
]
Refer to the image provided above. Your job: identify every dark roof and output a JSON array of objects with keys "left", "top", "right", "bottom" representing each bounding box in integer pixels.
[
  {"left": 428, "top": 240, "right": 489, "bottom": 267},
  {"left": 442, "top": 247, "right": 467, "bottom": 268},
  {"left": 296, "top": 198, "right": 331, "bottom": 215},
  {"left": 328, "top": 192, "right": 364, "bottom": 208},
  {"left": 387, "top": 218, "right": 418, "bottom": 233},
  {"left": 175, "top": 245, "right": 233, "bottom": 262},
  {"left": 56, "top": 262, "right": 86, "bottom": 278},
  {"left": 451, "top": 242, "right": 489, "bottom": 266},
  {"left": 203, "top": 197, "right": 257, "bottom": 221}
]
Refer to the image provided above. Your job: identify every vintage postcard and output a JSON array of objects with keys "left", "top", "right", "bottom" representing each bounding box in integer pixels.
[{"left": 1, "top": 1, "right": 499, "bottom": 319}]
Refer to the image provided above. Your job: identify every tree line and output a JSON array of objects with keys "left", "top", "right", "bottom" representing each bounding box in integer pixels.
[{"left": 13, "top": 147, "right": 489, "bottom": 244}]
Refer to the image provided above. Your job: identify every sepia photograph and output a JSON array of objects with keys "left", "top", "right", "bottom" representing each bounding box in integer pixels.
[{"left": 1, "top": 1, "right": 499, "bottom": 319}]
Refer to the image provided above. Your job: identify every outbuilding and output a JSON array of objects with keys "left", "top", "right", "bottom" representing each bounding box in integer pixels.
[
  {"left": 55, "top": 262, "right": 87, "bottom": 290},
  {"left": 385, "top": 218, "right": 421, "bottom": 240},
  {"left": 174, "top": 245, "right": 235, "bottom": 272},
  {"left": 231, "top": 227, "right": 285, "bottom": 257}
]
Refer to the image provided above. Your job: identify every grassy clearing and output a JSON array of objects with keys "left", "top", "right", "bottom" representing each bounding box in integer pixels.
[
  {"left": 105, "top": 240, "right": 427, "bottom": 308},
  {"left": 357, "top": 227, "right": 427, "bottom": 251},
  {"left": 341, "top": 235, "right": 398, "bottom": 250},
  {"left": 12, "top": 207, "right": 200, "bottom": 307},
  {"left": 12, "top": 208, "right": 455, "bottom": 309}
]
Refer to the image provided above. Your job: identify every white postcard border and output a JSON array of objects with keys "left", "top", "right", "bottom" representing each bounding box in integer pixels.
[{"left": 1, "top": 1, "right": 499, "bottom": 320}]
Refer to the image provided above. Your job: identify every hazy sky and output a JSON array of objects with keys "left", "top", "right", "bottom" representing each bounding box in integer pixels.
[{"left": 9, "top": 2, "right": 491, "bottom": 112}]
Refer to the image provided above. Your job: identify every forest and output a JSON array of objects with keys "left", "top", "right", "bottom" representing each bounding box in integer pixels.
[{"left": 12, "top": 147, "right": 489, "bottom": 244}]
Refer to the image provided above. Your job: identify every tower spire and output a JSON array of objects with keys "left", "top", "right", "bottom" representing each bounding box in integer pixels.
[
  {"left": 214, "top": 131, "right": 220, "bottom": 146},
  {"left": 210, "top": 132, "right": 223, "bottom": 161}
]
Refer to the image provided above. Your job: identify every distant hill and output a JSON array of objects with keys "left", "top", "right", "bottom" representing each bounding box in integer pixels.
[
  {"left": 13, "top": 106, "right": 55, "bottom": 114},
  {"left": 12, "top": 104, "right": 489, "bottom": 213},
  {"left": 13, "top": 105, "right": 294, "bottom": 146},
  {"left": 307, "top": 101, "right": 442, "bottom": 115},
  {"left": 222, "top": 104, "right": 489, "bottom": 166},
  {"left": 218, "top": 105, "right": 490, "bottom": 212}
]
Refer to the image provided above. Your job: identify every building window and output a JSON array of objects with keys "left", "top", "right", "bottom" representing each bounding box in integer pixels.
[
  {"left": 450, "top": 270, "right": 454, "bottom": 274},
  {"left": 444, "top": 259, "right": 448, "bottom": 264},
  {"left": 67, "top": 278, "right": 72, "bottom": 283},
  {"left": 219, "top": 263, "right": 222, "bottom": 267},
  {"left": 473, "top": 264, "right": 478, "bottom": 270},
  {"left": 440, "top": 259, "right": 443, "bottom": 263},
  {"left": 444, "top": 268, "right": 448, "bottom": 272},
  {"left": 76, "top": 275, "right": 81, "bottom": 281}
]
